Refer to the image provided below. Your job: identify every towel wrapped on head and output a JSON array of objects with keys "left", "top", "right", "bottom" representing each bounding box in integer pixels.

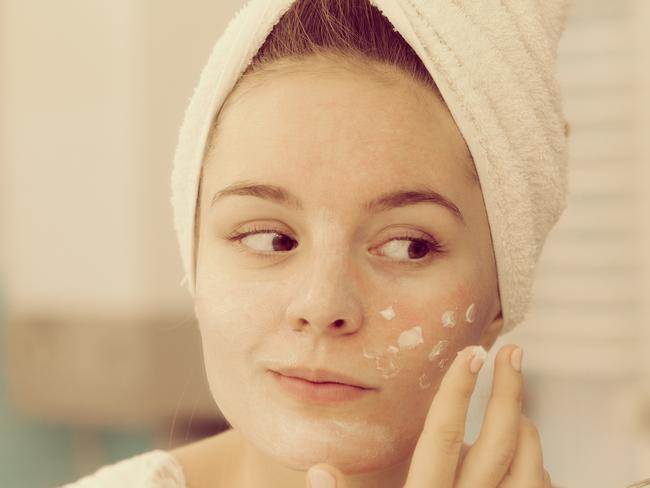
[{"left": 170, "top": 0, "right": 571, "bottom": 336}]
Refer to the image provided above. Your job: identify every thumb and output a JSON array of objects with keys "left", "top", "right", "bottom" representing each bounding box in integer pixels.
[{"left": 306, "top": 463, "right": 347, "bottom": 488}]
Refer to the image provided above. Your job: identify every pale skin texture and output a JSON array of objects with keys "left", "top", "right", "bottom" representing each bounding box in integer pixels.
[{"left": 170, "top": 56, "right": 552, "bottom": 487}]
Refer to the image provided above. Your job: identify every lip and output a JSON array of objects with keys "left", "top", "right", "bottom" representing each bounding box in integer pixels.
[
  {"left": 270, "top": 370, "right": 375, "bottom": 404},
  {"left": 271, "top": 367, "right": 375, "bottom": 389}
]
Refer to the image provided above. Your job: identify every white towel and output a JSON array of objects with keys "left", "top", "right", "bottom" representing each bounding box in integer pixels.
[{"left": 171, "top": 0, "right": 571, "bottom": 336}]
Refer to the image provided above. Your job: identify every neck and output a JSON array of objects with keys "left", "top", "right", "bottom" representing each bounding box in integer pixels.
[{"left": 233, "top": 429, "right": 412, "bottom": 488}]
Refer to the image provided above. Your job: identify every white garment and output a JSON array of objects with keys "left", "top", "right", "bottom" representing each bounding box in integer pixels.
[
  {"left": 58, "top": 450, "right": 186, "bottom": 488},
  {"left": 56, "top": 447, "right": 575, "bottom": 487}
]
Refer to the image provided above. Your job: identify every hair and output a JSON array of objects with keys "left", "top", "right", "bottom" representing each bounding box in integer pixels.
[
  {"left": 224, "top": 0, "right": 448, "bottom": 112},
  {"left": 194, "top": 0, "right": 480, "bottom": 270}
]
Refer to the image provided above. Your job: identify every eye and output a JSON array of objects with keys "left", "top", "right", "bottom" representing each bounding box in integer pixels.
[
  {"left": 225, "top": 225, "right": 297, "bottom": 255},
  {"left": 374, "top": 233, "right": 444, "bottom": 265},
  {"left": 224, "top": 225, "right": 445, "bottom": 266}
]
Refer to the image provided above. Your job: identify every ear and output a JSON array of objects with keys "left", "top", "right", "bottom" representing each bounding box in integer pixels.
[{"left": 476, "top": 308, "right": 504, "bottom": 352}]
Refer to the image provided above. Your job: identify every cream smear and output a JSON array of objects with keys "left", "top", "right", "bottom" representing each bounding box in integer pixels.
[
  {"left": 379, "top": 305, "right": 396, "bottom": 320},
  {"left": 397, "top": 326, "right": 423, "bottom": 350},
  {"left": 428, "top": 339, "right": 450, "bottom": 361},
  {"left": 441, "top": 309, "right": 456, "bottom": 328},
  {"left": 465, "top": 303, "right": 476, "bottom": 323}
]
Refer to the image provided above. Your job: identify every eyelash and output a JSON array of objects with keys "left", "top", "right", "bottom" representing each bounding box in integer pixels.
[{"left": 224, "top": 224, "right": 446, "bottom": 267}]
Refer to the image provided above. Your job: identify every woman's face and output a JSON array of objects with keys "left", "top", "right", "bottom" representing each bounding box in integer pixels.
[{"left": 194, "top": 58, "right": 502, "bottom": 474}]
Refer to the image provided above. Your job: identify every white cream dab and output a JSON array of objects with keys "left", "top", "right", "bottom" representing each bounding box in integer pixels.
[
  {"left": 379, "top": 305, "right": 396, "bottom": 320},
  {"left": 362, "top": 345, "right": 383, "bottom": 359},
  {"left": 465, "top": 303, "right": 476, "bottom": 323},
  {"left": 470, "top": 344, "right": 488, "bottom": 364},
  {"left": 418, "top": 373, "right": 431, "bottom": 389},
  {"left": 328, "top": 418, "right": 394, "bottom": 450},
  {"left": 397, "top": 326, "right": 423, "bottom": 350},
  {"left": 438, "top": 357, "right": 450, "bottom": 369},
  {"left": 375, "top": 346, "right": 400, "bottom": 379},
  {"left": 428, "top": 339, "right": 450, "bottom": 361},
  {"left": 365, "top": 325, "right": 424, "bottom": 380},
  {"left": 363, "top": 345, "right": 401, "bottom": 379},
  {"left": 441, "top": 310, "right": 456, "bottom": 328}
]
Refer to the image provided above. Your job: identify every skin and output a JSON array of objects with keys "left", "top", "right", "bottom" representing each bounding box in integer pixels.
[
  {"left": 178, "top": 55, "right": 516, "bottom": 488},
  {"left": 313, "top": 345, "right": 554, "bottom": 488}
]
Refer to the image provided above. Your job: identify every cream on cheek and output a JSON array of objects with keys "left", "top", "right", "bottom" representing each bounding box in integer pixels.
[
  {"left": 362, "top": 301, "right": 480, "bottom": 388},
  {"left": 441, "top": 301, "right": 477, "bottom": 328},
  {"left": 195, "top": 275, "right": 402, "bottom": 472},
  {"left": 195, "top": 267, "right": 485, "bottom": 472}
]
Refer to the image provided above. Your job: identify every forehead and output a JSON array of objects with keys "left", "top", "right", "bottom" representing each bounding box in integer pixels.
[{"left": 203, "top": 62, "right": 476, "bottom": 201}]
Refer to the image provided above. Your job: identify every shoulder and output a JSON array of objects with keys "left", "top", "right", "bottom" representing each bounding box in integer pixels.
[{"left": 59, "top": 449, "right": 185, "bottom": 488}]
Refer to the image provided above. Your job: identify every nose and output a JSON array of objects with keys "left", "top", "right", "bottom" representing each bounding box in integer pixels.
[{"left": 285, "top": 243, "right": 363, "bottom": 337}]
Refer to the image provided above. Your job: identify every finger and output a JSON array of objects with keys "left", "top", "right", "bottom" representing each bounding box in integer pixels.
[
  {"left": 455, "top": 344, "right": 523, "bottom": 487},
  {"left": 508, "top": 414, "right": 546, "bottom": 482},
  {"left": 403, "top": 344, "right": 487, "bottom": 488},
  {"left": 544, "top": 469, "right": 552, "bottom": 488},
  {"left": 307, "top": 464, "right": 347, "bottom": 488},
  {"left": 453, "top": 442, "right": 472, "bottom": 481},
  {"left": 498, "top": 414, "right": 547, "bottom": 487}
]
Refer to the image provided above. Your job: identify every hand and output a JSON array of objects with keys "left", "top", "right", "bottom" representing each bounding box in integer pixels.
[{"left": 306, "top": 344, "right": 555, "bottom": 488}]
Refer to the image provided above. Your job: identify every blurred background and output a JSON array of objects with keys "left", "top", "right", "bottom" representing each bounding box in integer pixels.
[{"left": 1, "top": 0, "right": 649, "bottom": 487}]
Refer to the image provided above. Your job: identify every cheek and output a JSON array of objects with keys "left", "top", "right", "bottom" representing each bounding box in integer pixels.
[
  {"left": 194, "top": 275, "right": 290, "bottom": 400},
  {"left": 194, "top": 269, "right": 286, "bottom": 341},
  {"left": 357, "top": 289, "right": 484, "bottom": 436},
  {"left": 194, "top": 279, "right": 284, "bottom": 399},
  {"left": 362, "top": 282, "right": 483, "bottom": 389}
]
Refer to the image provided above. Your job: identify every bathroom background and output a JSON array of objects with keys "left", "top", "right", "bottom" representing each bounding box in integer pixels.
[{"left": 1, "top": 0, "right": 649, "bottom": 487}]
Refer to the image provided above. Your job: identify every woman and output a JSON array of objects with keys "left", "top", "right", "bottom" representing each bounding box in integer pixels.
[{"left": 63, "top": 0, "right": 572, "bottom": 486}]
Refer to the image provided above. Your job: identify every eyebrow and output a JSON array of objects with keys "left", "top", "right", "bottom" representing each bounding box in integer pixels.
[{"left": 210, "top": 180, "right": 465, "bottom": 225}]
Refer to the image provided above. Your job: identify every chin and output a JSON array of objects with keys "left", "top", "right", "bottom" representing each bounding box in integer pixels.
[{"left": 250, "top": 423, "right": 416, "bottom": 475}]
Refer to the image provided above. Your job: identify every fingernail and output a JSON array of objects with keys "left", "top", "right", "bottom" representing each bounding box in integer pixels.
[
  {"left": 469, "top": 345, "right": 487, "bottom": 374},
  {"left": 510, "top": 347, "right": 523, "bottom": 372},
  {"left": 308, "top": 468, "right": 336, "bottom": 488}
]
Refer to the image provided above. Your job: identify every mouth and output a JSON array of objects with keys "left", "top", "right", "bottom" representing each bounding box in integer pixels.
[
  {"left": 270, "top": 367, "right": 375, "bottom": 389},
  {"left": 269, "top": 370, "right": 376, "bottom": 404}
]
